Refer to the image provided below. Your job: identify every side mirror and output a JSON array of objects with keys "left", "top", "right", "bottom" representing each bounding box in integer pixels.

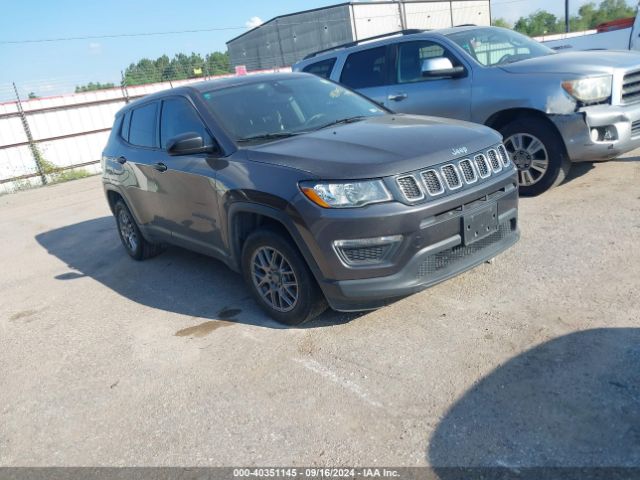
[
  {"left": 167, "top": 132, "right": 216, "bottom": 156},
  {"left": 421, "top": 57, "right": 466, "bottom": 78}
]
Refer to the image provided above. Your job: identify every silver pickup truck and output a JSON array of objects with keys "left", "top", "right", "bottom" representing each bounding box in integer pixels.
[{"left": 294, "top": 26, "right": 640, "bottom": 195}]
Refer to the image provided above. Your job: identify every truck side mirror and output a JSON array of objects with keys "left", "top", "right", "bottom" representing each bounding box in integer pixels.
[{"left": 421, "top": 58, "right": 466, "bottom": 78}]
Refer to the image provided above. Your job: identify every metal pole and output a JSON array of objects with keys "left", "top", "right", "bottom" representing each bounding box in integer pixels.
[
  {"left": 565, "top": 0, "right": 570, "bottom": 33},
  {"left": 13, "top": 82, "right": 47, "bottom": 185},
  {"left": 120, "top": 70, "right": 130, "bottom": 104}
]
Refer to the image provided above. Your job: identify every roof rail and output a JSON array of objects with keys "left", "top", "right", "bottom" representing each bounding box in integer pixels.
[
  {"left": 303, "top": 29, "right": 426, "bottom": 60},
  {"left": 454, "top": 24, "right": 478, "bottom": 27}
]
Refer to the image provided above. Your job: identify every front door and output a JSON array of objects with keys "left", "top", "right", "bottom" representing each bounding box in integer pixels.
[
  {"left": 386, "top": 40, "right": 472, "bottom": 121},
  {"left": 152, "top": 96, "right": 225, "bottom": 258}
]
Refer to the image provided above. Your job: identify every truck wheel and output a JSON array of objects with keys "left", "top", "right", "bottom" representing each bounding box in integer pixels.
[
  {"left": 242, "top": 228, "right": 327, "bottom": 326},
  {"left": 114, "top": 200, "right": 164, "bottom": 260},
  {"left": 500, "top": 118, "right": 571, "bottom": 196}
]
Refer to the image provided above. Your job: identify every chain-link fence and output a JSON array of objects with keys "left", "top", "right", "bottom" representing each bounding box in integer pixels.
[{"left": 0, "top": 66, "right": 289, "bottom": 195}]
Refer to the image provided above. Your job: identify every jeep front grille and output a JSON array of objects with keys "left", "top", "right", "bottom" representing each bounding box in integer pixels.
[
  {"left": 497, "top": 144, "right": 510, "bottom": 167},
  {"left": 441, "top": 164, "right": 462, "bottom": 190},
  {"left": 394, "top": 144, "right": 511, "bottom": 203},
  {"left": 396, "top": 175, "right": 423, "bottom": 200},
  {"left": 458, "top": 159, "right": 477, "bottom": 184},
  {"left": 474, "top": 154, "right": 491, "bottom": 178},
  {"left": 487, "top": 149, "right": 502, "bottom": 173},
  {"left": 421, "top": 170, "right": 444, "bottom": 196},
  {"left": 622, "top": 69, "right": 640, "bottom": 104}
]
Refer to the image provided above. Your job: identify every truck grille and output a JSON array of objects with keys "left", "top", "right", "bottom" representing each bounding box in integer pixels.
[
  {"left": 632, "top": 120, "right": 640, "bottom": 138},
  {"left": 622, "top": 70, "right": 640, "bottom": 104},
  {"left": 395, "top": 144, "right": 511, "bottom": 203},
  {"left": 418, "top": 221, "right": 515, "bottom": 277}
]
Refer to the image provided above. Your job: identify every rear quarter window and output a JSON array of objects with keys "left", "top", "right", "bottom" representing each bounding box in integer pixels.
[{"left": 302, "top": 58, "right": 337, "bottom": 79}]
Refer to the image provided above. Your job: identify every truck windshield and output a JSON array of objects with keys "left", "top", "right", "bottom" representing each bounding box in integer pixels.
[
  {"left": 201, "top": 76, "right": 386, "bottom": 144},
  {"left": 447, "top": 28, "right": 555, "bottom": 67}
]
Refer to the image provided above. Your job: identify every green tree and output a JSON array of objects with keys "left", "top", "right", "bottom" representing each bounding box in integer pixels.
[
  {"left": 492, "top": 18, "right": 512, "bottom": 29},
  {"left": 27, "top": 92, "right": 38, "bottom": 99},
  {"left": 514, "top": 10, "right": 564, "bottom": 36},
  {"left": 123, "top": 51, "right": 232, "bottom": 86},
  {"left": 75, "top": 81, "right": 115, "bottom": 93},
  {"left": 510, "top": 0, "right": 636, "bottom": 35}
]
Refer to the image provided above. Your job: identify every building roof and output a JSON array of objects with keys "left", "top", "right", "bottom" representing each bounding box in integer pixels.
[{"left": 226, "top": 0, "right": 481, "bottom": 45}]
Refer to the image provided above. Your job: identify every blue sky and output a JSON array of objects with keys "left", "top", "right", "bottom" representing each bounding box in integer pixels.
[{"left": 0, "top": 0, "right": 634, "bottom": 100}]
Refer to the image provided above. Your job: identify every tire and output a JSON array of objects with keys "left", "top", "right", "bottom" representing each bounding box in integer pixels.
[
  {"left": 500, "top": 117, "right": 572, "bottom": 196},
  {"left": 241, "top": 228, "right": 327, "bottom": 325},
  {"left": 114, "top": 200, "right": 164, "bottom": 261}
]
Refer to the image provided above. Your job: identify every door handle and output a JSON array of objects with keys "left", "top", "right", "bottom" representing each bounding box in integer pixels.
[
  {"left": 117, "top": 156, "right": 127, "bottom": 164},
  {"left": 153, "top": 162, "right": 168, "bottom": 172},
  {"left": 388, "top": 93, "right": 408, "bottom": 102}
]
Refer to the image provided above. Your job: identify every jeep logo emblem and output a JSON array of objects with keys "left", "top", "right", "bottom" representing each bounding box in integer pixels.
[{"left": 452, "top": 146, "right": 468, "bottom": 156}]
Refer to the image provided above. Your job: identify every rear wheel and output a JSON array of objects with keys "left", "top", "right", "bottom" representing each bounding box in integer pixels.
[
  {"left": 500, "top": 118, "right": 571, "bottom": 196},
  {"left": 114, "top": 200, "right": 163, "bottom": 260},
  {"left": 242, "top": 228, "right": 327, "bottom": 325}
]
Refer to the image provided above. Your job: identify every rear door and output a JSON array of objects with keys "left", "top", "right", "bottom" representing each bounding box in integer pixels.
[
  {"left": 116, "top": 100, "right": 171, "bottom": 239},
  {"left": 153, "top": 96, "right": 225, "bottom": 259},
  {"left": 386, "top": 39, "right": 472, "bottom": 120},
  {"left": 339, "top": 46, "right": 393, "bottom": 108}
]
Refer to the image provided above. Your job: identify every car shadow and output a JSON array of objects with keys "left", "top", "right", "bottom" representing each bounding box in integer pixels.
[
  {"left": 35, "top": 216, "right": 362, "bottom": 329},
  {"left": 559, "top": 153, "right": 640, "bottom": 188},
  {"left": 428, "top": 328, "right": 640, "bottom": 476}
]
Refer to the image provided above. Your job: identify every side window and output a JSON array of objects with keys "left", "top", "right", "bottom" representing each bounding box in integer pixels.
[
  {"left": 128, "top": 102, "right": 158, "bottom": 148},
  {"left": 160, "top": 97, "right": 212, "bottom": 150},
  {"left": 340, "top": 47, "right": 388, "bottom": 89},
  {"left": 120, "top": 111, "right": 131, "bottom": 142},
  {"left": 397, "top": 41, "right": 460, "bottom": 84},
  {"left": 303, "top": 58, "right": 337, "bottom": 79}
]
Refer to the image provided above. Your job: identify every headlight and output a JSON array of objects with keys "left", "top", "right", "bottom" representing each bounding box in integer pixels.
[
  {"left": 300, "top": 180, "right": 392, "bottom": 208},
  {"left": 562, "top": 76, "right": 612, "bottom": 104}
]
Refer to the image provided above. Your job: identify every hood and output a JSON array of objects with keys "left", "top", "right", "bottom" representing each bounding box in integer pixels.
[
  {"left": 244, "top": 115, "right": 501, "bottom": 179},
  {"left": 499, "top": 50, "right": 640, "bottom": 76}
]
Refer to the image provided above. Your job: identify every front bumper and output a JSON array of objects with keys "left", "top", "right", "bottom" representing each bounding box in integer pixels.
[
  {"left": 551, "top": 102, "right": 640, "bottom": 162},
  {"left": 296, "top": 172, "right": 519, "bottom": 312}
]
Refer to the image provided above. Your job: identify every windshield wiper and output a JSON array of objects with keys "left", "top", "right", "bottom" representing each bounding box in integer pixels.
[
  {"left": 315, "top": 116, "right": 368, "bottom": 130},
  {"left": 236, "top": 132, "right": 300, "bottom": 143}
]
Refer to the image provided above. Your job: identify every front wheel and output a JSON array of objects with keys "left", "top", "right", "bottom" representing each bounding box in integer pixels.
[
  {"left": 500, "top": 118, "right": 571, "bottom": 196},
  {"left": 241, "top": 228, "right": 327, "bottom": 325}
]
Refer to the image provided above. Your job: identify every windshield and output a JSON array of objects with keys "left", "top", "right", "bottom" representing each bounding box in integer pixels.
[
  {"left": 447, "top": 28, "right": 555, "bottom": 67},
  {"left": 201, "top": 76, "right": 386, "bottom": 144}
]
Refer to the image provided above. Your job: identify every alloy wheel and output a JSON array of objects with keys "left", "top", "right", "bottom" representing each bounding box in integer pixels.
[
  {"left": 118, "top": 209, "right": 138, "bottom": 253},
  {"left": 251, "top": 246, "right": 299, "bottom": 313},
  {"left": 504, "top": 133, "right": 549, "bottom": 187}
]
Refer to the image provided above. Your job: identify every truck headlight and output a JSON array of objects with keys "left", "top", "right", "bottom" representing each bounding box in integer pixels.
[
  {"left": 562, "top": 76, "right": 612, "bottom": 104},
  {"left": 300, "top": 180, "right": 392, "bottom": 208}
]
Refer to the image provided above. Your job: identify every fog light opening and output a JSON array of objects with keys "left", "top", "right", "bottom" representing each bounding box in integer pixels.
[
  {"left": 591, "top": 126, "right": 618, "bottom": 143},
  {"left": 333, "top": 235, "right": 403, "bottom": 266}
]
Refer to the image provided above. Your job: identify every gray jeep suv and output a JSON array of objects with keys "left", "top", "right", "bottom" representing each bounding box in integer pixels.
[
  {"left": 102, "top": 73, "right": 519, "bottom": 325},
  {"left": 294, "top": 26, "right": 640, "bottom": 196}
]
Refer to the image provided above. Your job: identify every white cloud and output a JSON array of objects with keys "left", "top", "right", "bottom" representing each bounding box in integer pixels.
[
  {"left": 88, "top": 42, "right": 102, "bottom": 55},
  {"left": 245, "top": 16, "right": 263, "bottom": 29}
]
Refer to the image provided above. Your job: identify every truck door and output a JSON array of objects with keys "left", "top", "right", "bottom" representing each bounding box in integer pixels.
[
  {"left": 386, "top": 40, "right": 472, "bottom": 121},
  {"left": 338, "top": 45, "right": 393, "bottom": 108}
]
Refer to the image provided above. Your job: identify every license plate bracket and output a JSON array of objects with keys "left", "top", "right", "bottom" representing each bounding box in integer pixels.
[{"left": 462, "top": 203, "right": 499, "bottom": 246}]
